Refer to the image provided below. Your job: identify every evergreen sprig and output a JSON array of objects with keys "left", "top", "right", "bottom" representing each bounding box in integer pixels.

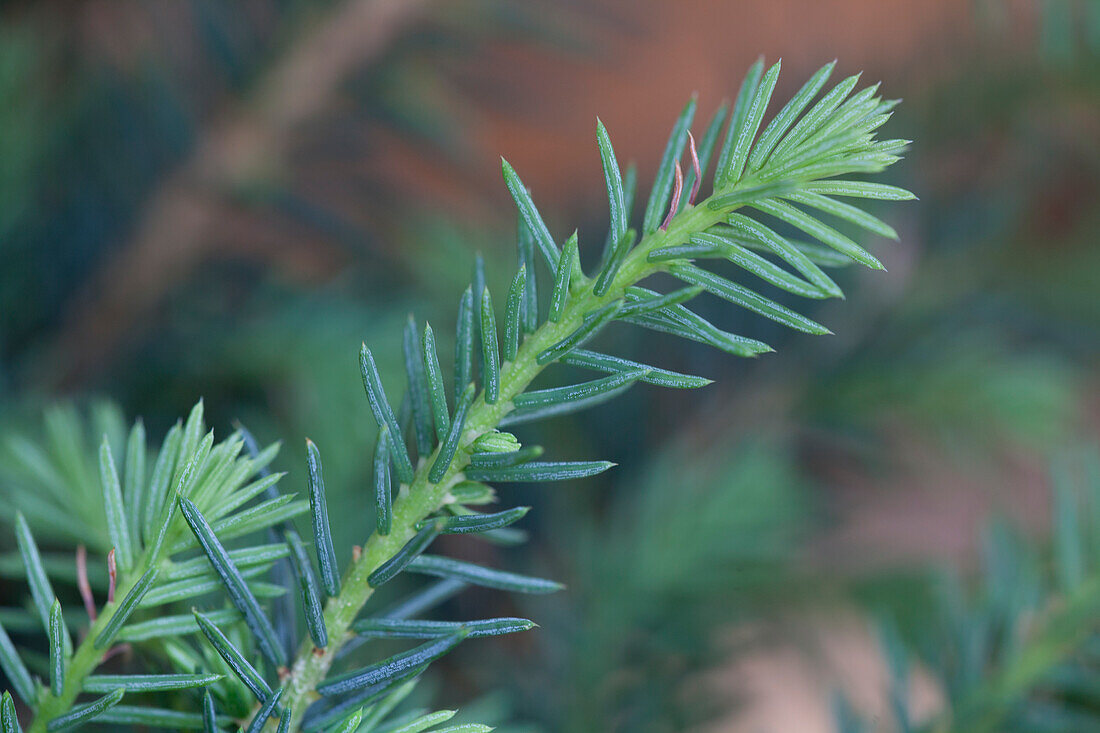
[{"left": 0, "top": 58, "right": 911, "bottom": 732}]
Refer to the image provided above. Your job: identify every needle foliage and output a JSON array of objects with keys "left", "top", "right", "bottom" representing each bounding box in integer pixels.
[{"left": 0, "top": 58, "right": 911, "bottom": 731}]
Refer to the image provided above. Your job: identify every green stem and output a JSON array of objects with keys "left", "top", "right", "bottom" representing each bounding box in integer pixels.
[
  {"left": 271, "top": 196, "right": 727, "bottom": 730},
  {"left": 27, "top": 559, "right": 150, "bottom": 733},
  {"left": 25, "top": 500, "right": 200, "bottom": 733}
]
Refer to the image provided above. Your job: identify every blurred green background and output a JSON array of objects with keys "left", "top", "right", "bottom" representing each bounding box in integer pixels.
[{"left": 1, "top": 1, "right": 1098, "bottom": 730}]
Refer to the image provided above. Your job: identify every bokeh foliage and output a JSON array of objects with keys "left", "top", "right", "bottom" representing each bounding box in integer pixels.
[{"left": 2, "top": 1, "right": 1099, "bottom": 730}]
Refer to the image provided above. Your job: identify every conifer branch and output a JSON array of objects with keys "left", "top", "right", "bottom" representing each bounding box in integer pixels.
[
  {"left": 0, "top": 58, "right": 913, "bottom": 733},
  {"left": 273, "top": 59, "right": 911, "bottom": 728}
]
